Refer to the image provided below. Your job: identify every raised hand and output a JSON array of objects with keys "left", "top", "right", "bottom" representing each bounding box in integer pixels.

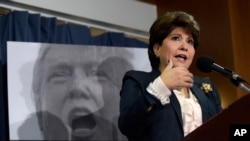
[{"left": 160, "top": 59, "right": 193, "bottom": 90}]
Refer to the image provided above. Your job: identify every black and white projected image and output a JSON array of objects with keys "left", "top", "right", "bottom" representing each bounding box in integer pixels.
[{"left": 7, "top": 42, "right": 150, "bottom": 140}]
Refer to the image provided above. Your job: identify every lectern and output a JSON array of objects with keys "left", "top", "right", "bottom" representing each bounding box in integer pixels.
[{"left": 182, "top": 94, "right": 250, "bottom": 141}]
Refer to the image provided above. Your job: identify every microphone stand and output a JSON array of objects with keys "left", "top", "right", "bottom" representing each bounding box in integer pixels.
[
  {"left": 230, "top": 78, "right": 250, "bottom": 93},
  {"left": 238, "top": 83, "right": 250, "bottom": 93}
]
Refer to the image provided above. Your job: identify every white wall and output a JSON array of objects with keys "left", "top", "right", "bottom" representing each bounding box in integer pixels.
[{"left": 8, "top": 0, "right": 157, "bottom": 38}]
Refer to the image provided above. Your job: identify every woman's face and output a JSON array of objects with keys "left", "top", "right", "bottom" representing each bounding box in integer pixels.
[{"left": 153, "top": 27, "right": 195, "bottom": 71}]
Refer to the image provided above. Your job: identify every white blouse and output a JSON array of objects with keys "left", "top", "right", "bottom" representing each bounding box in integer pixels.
[
  {"left": 173, "top": 89, "right": 202, "bottom": 136},
  {"left": 146, "top": 76, "right": 202, "bottom": 136}
]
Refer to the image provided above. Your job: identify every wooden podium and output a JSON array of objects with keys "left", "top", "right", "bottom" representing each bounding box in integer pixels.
[{"left": 182, "top": 94, "right": 250, "bottom": 141}]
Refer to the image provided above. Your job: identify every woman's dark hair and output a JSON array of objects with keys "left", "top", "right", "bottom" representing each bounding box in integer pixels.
[{"left": 148, "top": 11, "right": 200, "bottom": 70}]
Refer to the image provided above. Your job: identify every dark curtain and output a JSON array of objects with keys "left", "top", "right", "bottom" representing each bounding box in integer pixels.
[{"left": 0, "top": 10, "right": 148, "bottom": 141}]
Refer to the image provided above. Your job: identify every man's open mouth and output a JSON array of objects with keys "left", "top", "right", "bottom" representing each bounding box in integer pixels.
[{"left": 71, "top": 114, "right": 97, "bottom": 139}]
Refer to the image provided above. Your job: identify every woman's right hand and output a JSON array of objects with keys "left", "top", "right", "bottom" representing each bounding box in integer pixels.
[{"left": 160, "top": 59, "right": 194, "bottom": 90}]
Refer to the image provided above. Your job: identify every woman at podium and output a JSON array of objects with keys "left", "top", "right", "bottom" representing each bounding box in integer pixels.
[{"left": 118, "top": 11, "right": 222, "bottom": 141}]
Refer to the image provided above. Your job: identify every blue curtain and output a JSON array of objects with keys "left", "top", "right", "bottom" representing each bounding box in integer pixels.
[{"left": 0, "top": 10, "right": 148, "bottom": 141}]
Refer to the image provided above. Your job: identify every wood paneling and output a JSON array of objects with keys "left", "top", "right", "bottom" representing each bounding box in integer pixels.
[{"left": 228, "top": 0, "right": 250, "bottom": 98}]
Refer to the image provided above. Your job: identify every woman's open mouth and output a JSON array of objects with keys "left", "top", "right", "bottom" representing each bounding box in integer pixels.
[{"left": 175, "top": 54, "right": 187, "bottom": 62}]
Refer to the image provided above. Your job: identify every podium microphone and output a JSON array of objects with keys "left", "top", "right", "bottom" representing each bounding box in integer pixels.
[
  {"left": 196, "top": 55, "right": 249, "bottom": 85},
  {"left": 196, "top": 55, "right": 250, "bottom": 93}
]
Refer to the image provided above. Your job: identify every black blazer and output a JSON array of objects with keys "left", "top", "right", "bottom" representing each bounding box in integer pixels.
[{"left": 118, "top": 69, "right": 222, "bottom": 141}]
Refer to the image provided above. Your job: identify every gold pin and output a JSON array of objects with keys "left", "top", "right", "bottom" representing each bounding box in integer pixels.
[{"left": 147, "top": 104, "right": 153, "bottom": 111}]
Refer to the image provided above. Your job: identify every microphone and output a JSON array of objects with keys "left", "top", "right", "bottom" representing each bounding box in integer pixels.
[{"left": 196, "top": 55, "right": 248, "bottom": 84}]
